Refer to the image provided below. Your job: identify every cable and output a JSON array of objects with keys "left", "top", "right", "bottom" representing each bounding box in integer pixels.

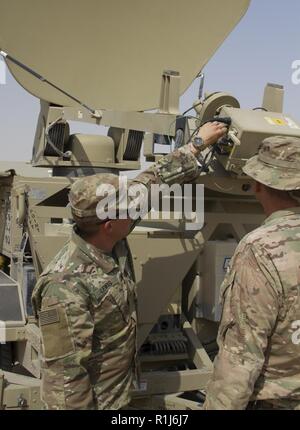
[
  {"left": 199, "top": 146, "right": 216, "bottom": 174},
  {"left": 182, "top": 100, "right": 203, "bottom": 117}
]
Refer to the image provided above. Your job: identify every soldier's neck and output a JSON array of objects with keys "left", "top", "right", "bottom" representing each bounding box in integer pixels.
[
  {"left": 263, "top": 199, "right": 300, "bottom": 218},
  {"left": 86, "top": 235, "right": 115, "bottom": 253}
]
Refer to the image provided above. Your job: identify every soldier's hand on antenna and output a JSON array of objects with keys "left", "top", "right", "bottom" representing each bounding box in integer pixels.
[{"left": 189, "top": 121, "right": 228, "bottom": 156}]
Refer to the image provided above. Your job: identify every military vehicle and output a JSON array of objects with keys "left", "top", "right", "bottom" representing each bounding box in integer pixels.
[{"left": 0, "top": 0, "right": 299, "bottom": 410}]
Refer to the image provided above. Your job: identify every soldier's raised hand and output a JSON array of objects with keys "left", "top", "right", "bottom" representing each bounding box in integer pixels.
[
  {"left": 188, "top": 121, "right": 228, "bottom": 157},
  {"left": 198, "top": 121, "right": 228, "bottom": 147}
]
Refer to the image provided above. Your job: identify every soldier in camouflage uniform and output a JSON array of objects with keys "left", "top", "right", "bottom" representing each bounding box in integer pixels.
[
  {"left": 32, "top": 122, "right": 227, "bottom": 410},
  {"left": 204, "top": 136, "right": 300, "bottom": 410}
]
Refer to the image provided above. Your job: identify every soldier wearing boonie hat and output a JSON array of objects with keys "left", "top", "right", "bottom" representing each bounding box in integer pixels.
[
  {"left": 204, "top": 136, "right": 300, "bottom": 410},
  {"left": 243, "top": 135, "right": 300, "bottom": 191},
  {"left": 32, "top": 121, "right": 227, "bottom": 410}
]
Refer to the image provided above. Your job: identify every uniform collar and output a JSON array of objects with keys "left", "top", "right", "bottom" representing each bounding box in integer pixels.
[
  {"left": 263, "top": 206, "right": 300, "bottom": 226},
  {"left": 71, "top": 227, "right": 118, "bottom": 274}
]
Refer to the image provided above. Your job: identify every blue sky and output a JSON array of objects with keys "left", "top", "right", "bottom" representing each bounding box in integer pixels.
[{"left": 1, "top": 0, "right": 300, "bottom": 161}]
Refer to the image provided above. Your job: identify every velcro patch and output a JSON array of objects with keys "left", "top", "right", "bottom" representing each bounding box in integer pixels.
[
  {"left": 93, "top": 280, "right": 113, "bottom": 302},
  {"left": 39, "top": 308, "right": 60, "bottom": 326}
]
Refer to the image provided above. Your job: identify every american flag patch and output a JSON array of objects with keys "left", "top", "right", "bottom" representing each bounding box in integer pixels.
[{"left": 39, "top": 308, "right": 60, "bottom": 326}]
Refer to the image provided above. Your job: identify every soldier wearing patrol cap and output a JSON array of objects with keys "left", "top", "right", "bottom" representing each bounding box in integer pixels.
[
  {"left": 32, "top": 122, "right": 227, "bottom": 410},
  {"left": 204, "top": 136, "right": 300, "bottom": 410}
]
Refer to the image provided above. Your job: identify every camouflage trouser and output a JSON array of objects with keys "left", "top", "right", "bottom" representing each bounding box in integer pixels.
[{"left": 248, "top": 399, "right": 300, "bottom": 410}]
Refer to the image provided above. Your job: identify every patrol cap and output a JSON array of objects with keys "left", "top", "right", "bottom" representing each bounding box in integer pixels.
[
  {"left": 243, "top": 136, "right": 300, "bottom": 191},
  {"left": 69, "top": 173, "right": 132, "bottom": 231}
]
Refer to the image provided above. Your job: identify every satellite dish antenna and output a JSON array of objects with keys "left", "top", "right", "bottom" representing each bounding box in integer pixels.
[{"left": 0, "top": 0, "right": 250, "bottom": 111}]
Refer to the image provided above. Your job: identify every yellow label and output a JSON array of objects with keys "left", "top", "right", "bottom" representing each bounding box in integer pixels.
[{"left": 265, "top": 117, "right": 287, "bottom": 126}]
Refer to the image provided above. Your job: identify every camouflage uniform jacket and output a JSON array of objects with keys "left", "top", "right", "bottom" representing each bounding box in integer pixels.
[
  {"left": 32, "top": 146, "right": 199, "bottom": 410},
  {"left": 204, "top": 207, "right": 300, "bottom": 410}
]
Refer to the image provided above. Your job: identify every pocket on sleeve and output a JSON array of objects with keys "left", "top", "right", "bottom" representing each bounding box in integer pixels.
[
  {"left": 218, "top": 270, "right": 236, "bottom": 341},
  {"left": 39, "top": 304, "right": 75, "bottom": 361}
]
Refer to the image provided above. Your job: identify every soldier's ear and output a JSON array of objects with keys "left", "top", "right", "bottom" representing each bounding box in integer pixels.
[
  {"left": 103, "top": 220, "right": 113, "bottom": 234},
  {"left": 255, "top": 181, "right": 262, "bottom": 194}
]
